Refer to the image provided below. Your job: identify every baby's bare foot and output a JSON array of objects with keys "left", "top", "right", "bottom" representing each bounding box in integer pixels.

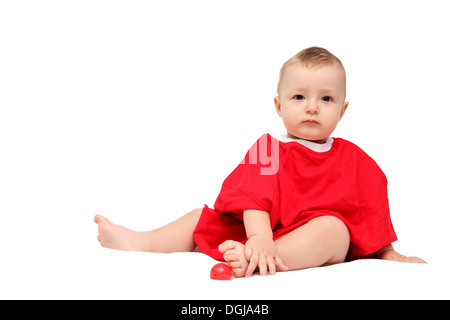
[
  {"left": 94, "top": 214, "right": 147, "bottom": 251},
  {"left": 219, "top": 240, "right": 249, "bottom": 278}
]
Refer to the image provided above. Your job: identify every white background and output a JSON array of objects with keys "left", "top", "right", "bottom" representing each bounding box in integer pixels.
[{"left": 1, "top": 0, "right": 449, "bottom": 299}]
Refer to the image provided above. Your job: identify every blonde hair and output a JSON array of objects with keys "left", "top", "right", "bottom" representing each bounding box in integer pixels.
[{"left": 277, "top": 47, "right": 346, "bottom": 94}]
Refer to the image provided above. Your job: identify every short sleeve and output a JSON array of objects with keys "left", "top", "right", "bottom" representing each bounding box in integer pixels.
[
  {"left": 349, "top": 158, "right": 398, "bottom": 257},
  {"left": 213, "top": 134, "right": 280, "bottom": 216}
]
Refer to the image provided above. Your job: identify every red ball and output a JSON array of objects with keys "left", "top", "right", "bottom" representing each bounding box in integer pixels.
[{"left": 210, "top": 263, "right": 233, "bottom": 280}]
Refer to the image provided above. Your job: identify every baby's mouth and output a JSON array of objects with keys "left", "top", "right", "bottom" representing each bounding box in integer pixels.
[{"left": 303, "top": 119, "right": 319, "bottom": 125}]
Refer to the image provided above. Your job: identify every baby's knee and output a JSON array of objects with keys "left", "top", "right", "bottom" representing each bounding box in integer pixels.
[
  {"left": 323, "top": 216, "right": 349, "bottom": 241},
  {"left": 314, "top": 216, "right": 350, "bottom": 263}
]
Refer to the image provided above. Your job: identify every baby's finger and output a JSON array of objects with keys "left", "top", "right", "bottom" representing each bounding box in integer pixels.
[
  {"left": 405, "top": 256, "right": 428, "bottom": 264},
  {"left": 245, "top": 253, "right": 259, "bottom": 277},
  {"left": 244, "top": 246, "right": 253, "bottom": 261},
  {"left": 267, "top": 256, "right": 277, "bottom": 275},
  {"left": 258, "top": 255, "right": 268, "bottom": 276},
  {"left": 275, "top": 254, "right": 289, "bottom": 271}
]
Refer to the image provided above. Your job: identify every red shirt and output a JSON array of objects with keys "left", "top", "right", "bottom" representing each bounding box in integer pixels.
[{"left": 193, "top": 134, "right": 397, "bottom": 261}]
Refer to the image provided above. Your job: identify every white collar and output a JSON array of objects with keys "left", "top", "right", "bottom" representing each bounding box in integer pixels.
[{"left": 274, "top": 134, "right": 334, "bottom": 153}]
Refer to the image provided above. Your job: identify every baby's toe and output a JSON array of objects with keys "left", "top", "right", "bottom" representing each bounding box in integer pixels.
[
  {"left": 223, "top": 250, "right": 238, "bottom": 262},
  {"left": 94, "top": 214, "right": 110, "bottom": 226},
  {"left": 218, "top": 240, "right": 238, "bottom": 253}
]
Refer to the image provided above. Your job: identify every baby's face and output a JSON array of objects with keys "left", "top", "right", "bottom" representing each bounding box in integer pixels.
[{"left": 275, "top": 63, "right": 349, "bottom": 143}]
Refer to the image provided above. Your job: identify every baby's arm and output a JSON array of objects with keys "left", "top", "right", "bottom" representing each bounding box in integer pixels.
[
  {"left": 375, "top": 244, "right": 427, "bottom": 263},
  {"left": 243, "top": 209, "right": 288, "bottom": 277}
]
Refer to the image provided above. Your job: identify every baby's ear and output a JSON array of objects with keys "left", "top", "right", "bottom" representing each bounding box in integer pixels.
[
  {"left": 274, "top": 96, "right": 282, "bottom": 117},
  {"left": 339, "top": 101, "right": 349, "bottom": 120}
]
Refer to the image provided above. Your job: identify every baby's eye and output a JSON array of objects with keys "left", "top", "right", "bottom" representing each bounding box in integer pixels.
[
  {"left": 322, "top": 96, "right": 332, "bottom": 102},
  {"left": 294, "top": 95, "right": 305, "bottom": 100}
]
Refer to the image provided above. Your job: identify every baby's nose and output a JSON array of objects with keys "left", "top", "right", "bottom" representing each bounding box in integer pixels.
[{"left": 305, "top": 103, "right": 319, "bottom": 114}]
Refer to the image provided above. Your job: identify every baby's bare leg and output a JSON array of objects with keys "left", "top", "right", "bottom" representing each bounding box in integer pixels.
[
  {"left": 95, "top": 208, "right": 202, "bottom": 253},
  {"left": 275, "top": 216, "right": 350, "bottom": 271}
]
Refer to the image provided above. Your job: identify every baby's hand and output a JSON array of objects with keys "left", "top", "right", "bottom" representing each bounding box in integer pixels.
[
  {"left": 377, "top": 247, "right": 427, "bottom": 264},
  {"left": 244, "top": 235, "right": 289, "bottom": 277}
]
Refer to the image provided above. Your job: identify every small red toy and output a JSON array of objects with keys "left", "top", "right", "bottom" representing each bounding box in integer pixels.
[{"left": 210, "top": 263, "right": 233, "bottom": 280}]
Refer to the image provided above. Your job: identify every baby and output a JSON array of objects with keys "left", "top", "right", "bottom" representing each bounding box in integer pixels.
[{"left": 95, "top": 47, "right": 426, "bottom": 278}]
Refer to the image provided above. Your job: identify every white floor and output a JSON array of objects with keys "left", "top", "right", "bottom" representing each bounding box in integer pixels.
[{"left": 1, "top": 241, "right": 447, "bottom": 300}]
